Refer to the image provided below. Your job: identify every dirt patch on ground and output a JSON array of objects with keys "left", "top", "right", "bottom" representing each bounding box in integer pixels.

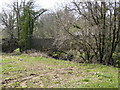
[
  {"left": 28, "top": 52, "right": 52, "bottom": 59},
  {"left": 2, "top": 65, "right": 85, "bottom": 88}
]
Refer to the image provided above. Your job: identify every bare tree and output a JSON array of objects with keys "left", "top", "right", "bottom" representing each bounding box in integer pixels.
[
  {"left": 65, "top": 1, "right": 120, "bottom": 65},
  {"left": 0, "top": 10, "right": 16, "bottom": 39}
]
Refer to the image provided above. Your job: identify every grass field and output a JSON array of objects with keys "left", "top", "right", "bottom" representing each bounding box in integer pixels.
[{"left": 1, "top": 53, "right": 119, "bottom": 88}]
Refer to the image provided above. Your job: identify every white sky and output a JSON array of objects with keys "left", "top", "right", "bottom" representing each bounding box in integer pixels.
[
  {"left": 1, "top": 0, "right": 117, "bottom": 12},
  {"left": 0, "top": 0, "right": 73, "bottom": 12}
]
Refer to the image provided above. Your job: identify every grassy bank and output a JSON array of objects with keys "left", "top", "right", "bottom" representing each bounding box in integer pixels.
[{"left": 1, "top": 54, "right": 118, "bottom": 88}]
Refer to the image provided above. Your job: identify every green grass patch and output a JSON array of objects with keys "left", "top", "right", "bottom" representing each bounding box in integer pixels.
[{"left": 1, "top": 54, "right": 118, "bottom": 88}]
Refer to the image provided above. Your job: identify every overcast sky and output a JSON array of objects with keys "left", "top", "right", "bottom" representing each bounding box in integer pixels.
[
  {"left": 0, "top": 0, "right": 117, "bottom": 12},
  {"left": 0, "top": 0, "right": 73, "bottom": 12}
]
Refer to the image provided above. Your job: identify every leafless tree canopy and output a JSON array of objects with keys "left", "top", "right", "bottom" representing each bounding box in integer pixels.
[{"left": 1, "top": 1, "right": 120, "bottom": 66}]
